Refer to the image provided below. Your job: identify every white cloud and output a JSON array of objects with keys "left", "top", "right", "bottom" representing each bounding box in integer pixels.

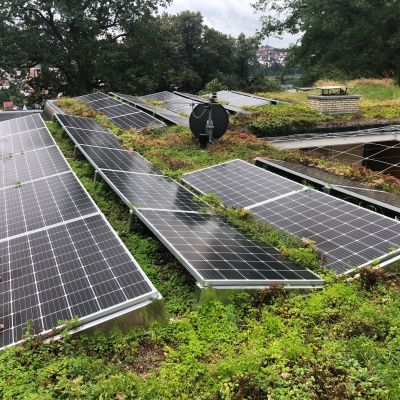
[{"left": 158, "top": 0, "right": 300, "bottom": 48}]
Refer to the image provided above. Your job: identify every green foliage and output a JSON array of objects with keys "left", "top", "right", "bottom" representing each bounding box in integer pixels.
[
  {"left": 204, "top": 78, "right": 229, "bottom": 93},
  {"left": 253, "top": 0, "right": 400, "bottom": 84},
  {"left": 2, "top": 279, "right": 400, "bottom": 398},
  {"left": 0, "top": 0, "right": 169, "bottom": 97},
  {"left": 154, "top": 12, "right": 260, "bottom": 93}
]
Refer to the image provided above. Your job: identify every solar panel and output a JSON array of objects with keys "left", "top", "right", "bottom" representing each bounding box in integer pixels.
[
  {"left": 214, "top": 91, "right": 269, "bottom": 108},
  {"left": 0, "top": 172, "right": 98, "bottom": 240},
  {"left": 250, "top": 189, "right": 400, "bottom": 273},
  {"left": 55, "top": 115, "right": 123, "bottom": 149},
  {"left": 109, "top": 113, "right": 165, "bottom": 131},
  {"left": 110, "top": 93, "right": 190, "bottom": 127},
  {"left": 182, "top": 159, "right": 303, "bottom": 208},
  {"left": 0, "top": 146, "right": 70, "bottom": 189},
  {"left": 0, "top": 213, "right": 156, "bottom": 348},
  {"left": 101, "top": 170, "right": 207, "bottom": 212},
  {"left": 0, "top": 128, "right": 55, "bottom": 154},
  {"left": 255, "top": 158, "right": 400, "bottom": 215},
  {"left": 56, "top": 114, "right": 110, "bottom": 133},
  {"left": 0, "top": 114, "right": 45, "bottom": 137},
  {"left": 75, "top": 93, "right": 166, "bottom": 131},
  {"left": 79, "top": 145, "right": 162, "bottom": 175},
  {"left": 83, "top": 98, "right": 121, "bottom": 109},
  {"left": 136, "top": 209, "right": 323, "bottom": 287},
  {"left": 142, "top": 91, "right": 199, "bottom": 115},
  {"left": 76, "top": 92, "right": 109, "bottom": 103},
  {"left": 99, "top": 104, "right": 140, "bottom": 118}
]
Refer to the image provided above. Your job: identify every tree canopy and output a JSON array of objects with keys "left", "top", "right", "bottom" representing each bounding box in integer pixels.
[
  {"left": 253, "top": 0, "right": 400, "bottom": 84},
  {"left": 0, "top": 3, "right": 268, "bottom": 97},
  {"left": 0, "top": 0, "right": 169, "bottom": 96},
  {"left": 154, "top": 11, "right": 260, "bottom": 93}
]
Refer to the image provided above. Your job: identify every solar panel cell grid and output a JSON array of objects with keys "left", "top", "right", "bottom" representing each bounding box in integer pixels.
[
  {"left": 84, "top": 98, "right": 121, "bottom": 109},
  {"left": 0, "top": 128, "right": 55, "bottom": 154},
  {"left": 251, "top": 189, "right": 400, "bottom": 273},
  {"left": 74, "top": 93, "right": 165, "bottom": 131},
  {"left": 76, "top": 92, "right": 108, "bottom": 103},
  {"left": 0, "top": 214, "right": 154, "bottom": 348},
  {"left": 137, "top": 209, "right": 322, "bottom": 284},
  {"left": 0, "top": 172, "right": 98, "bottom": 240},
  {"left": 65, "top": 127, "right": 123, "bottom": 149},
  {"left": 0, "top": 114, "right": 45, "bottom": 137},
  {"left": 182, "top": 159, "right": 303, "bottom": 208},
  {"left": 142, "top": 91, "right": 198, "bottom": 115},
  {"left": 99, "top": 104, "right": 140, "bottom": 118},
  {"left": 0, "top": 146, "right": 70, "bottom": 189},
  {"left": 111, "top": 92, "right": 190, "bottom": 127},
  {"left": 110, "top": 113, "right": 165, "bottom": 131},
  {"left": 101, "top": 170, "right": 206, "bottom": 211},
  {"left": 79, "top": 145, "right": 162, "bottom": 175},
  {"left": 214, "top": 91, "right": 269, "bottom": 107},
  {"left": 56, "top": 114, "right": 111, "bottom": 132}
]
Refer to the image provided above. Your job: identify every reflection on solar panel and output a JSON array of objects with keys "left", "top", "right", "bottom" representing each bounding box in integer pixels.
[
  {"left": 137, "top": 209, "right": 323, "bottom": 286},
  {"left": 213, "top": 91, "right": 270, "bottom": 108},
  {"left": 0, "top": 114, "right": 160, "bottom": 349},
  {"left": 79, "top": 145, "right": 162, "bottom": 175},
  {"left": 142, "top": 91, "right": 199, "bottom": 115},
  {"left": 56, "top": 115, "right": 123, "bottom": 149},
  {"left": 182, "top": 159, "right": 400, "bottom": 273},
  {"left": 110, "top": 92, "right": 190, "bottom": 127},
  {"left": 101, "top": 170, "right": 206, "bottom": 212},
  {"left": 76, "top": 92, "right": 165, "bottom": 131},
  {"left": 1, "top": 146, "right": 70, "bottom": 189},
  {"left": 254, "top": 157, "right": 400, "bottom": 215},
  {"left": 0, "top": 214, "right": 155, "bottom": 348},
  {"left": 182, "top": 159, "right": 303, "bottom": 208}
]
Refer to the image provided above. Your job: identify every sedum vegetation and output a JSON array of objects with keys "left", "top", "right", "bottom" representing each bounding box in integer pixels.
[{"left": 1, "top": 274, "right": 399, "bottom": 399}]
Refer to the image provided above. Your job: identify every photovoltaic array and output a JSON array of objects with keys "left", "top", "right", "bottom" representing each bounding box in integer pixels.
[
  {"left": 0, "top": 114, "right": 159, "bottom": 349},
  {"left": 76, "top": 92, "right": 165, "bottom": 131},
  {"left": 57, "top": 115, "right": 323, "bottom": 289},
  {"left": 182, "top": 159, "right": 400, "bottom": 273},
  {"left": 212, "top": 91, "right": 271, "bottom": 108}
]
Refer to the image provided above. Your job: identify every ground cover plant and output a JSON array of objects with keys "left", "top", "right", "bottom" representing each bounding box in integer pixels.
[{"left": 9, "top": 95, "right": 398, "bottom": 398}]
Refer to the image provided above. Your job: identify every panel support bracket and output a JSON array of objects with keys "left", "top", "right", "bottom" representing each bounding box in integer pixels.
[{"left": 127, "top": 209, "right": 135, "bottom": 233}]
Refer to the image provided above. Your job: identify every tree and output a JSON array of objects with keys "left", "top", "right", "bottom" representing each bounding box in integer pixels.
[
  {"left": 253, "top": 0, "right": 400, "bottom": 84},
  {"left": 154, "top": 11, "right": 260, "bottom": 93},
  {"left": 0, "top": 0, "right": 169, "bottom": 96}
]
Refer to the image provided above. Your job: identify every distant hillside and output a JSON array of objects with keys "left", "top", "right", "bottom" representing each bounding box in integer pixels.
[{"left": 256, "top": 45, "right": 288, "bottom": 66}]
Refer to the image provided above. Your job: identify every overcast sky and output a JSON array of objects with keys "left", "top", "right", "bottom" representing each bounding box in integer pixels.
[{"left": 158, "top": 0, "right": 300, "bottom": 48}]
